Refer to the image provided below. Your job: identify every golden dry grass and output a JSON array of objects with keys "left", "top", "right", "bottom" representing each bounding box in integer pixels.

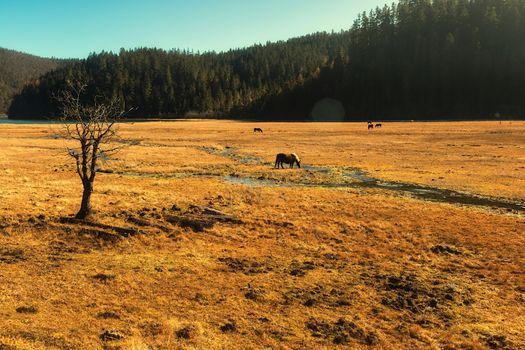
[{"left": 0, "top": 120, "right": 524, "bottom": 349}]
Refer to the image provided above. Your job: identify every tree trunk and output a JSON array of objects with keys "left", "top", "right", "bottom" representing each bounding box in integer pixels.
[{"left": 76, "top": 181, "right": 93, "bottom": 219}]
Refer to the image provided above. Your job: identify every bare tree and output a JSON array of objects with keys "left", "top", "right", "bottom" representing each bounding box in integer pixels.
[{"left": 57, "top": 81, "right": 127, "bottom": 219}]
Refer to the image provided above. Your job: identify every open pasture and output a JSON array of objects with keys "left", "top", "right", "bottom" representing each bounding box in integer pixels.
[{"left": 0, "top": 120, "right": 524, "bottom": 349}]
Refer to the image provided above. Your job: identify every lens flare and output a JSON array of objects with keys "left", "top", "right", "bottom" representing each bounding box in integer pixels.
[{"left": 311, "top": 98, "right": 345, "bottom": 122}]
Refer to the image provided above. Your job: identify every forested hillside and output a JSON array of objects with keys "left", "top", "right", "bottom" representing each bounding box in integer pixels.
[
  {"left": 8, "top": 32, "right": 346, "bottom": 119},
  {"left": 0, "top": 48, "right": 63, "bottom": 114},
  {"left": 8, "top": 0, "right": 525, "bottom": 120},
  {"left": 263, "top": 0, "right": 525, "bottom": 119}
]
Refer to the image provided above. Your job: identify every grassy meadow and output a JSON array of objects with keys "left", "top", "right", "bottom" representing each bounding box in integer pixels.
[{"left": 0, "top": 120, "right": 524, "bottom": 349}]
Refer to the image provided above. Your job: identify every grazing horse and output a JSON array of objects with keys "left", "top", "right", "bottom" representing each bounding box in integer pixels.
[
  {"left": 375, "top": 123, "right": 382, "bottom": 128},
  {"left": 275, "top": 153, "right": 301, "bottom": 169},
  {"left": 253, "top": 128, "right": 263, "bottom": 133},
  {"left": 368, "top": 123, "right": 374, "bottom": 130}
]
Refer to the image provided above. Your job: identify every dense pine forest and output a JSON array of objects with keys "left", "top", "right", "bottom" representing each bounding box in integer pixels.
[
  {"left": 7, "top": 0, "right": 525, "bottom": 120},
  {"left": 0, "top": 48, "right": 66, "bottom": 114},
  {"left": 8, "top": 32, "right": 344, "bottom": 119}
]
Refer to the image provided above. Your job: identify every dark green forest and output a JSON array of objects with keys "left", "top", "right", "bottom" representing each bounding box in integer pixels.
[
  {"left": 8, "top": 0, "right": 525, "bottom": 120},
  {"left": 0, "top": 48, "right": 66, "bottom": 114}
]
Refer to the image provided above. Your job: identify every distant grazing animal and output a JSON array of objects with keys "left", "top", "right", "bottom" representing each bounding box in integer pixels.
[
  {"left": 253, "top": 128, "right": 263, "bottom": 133},
  {"left": 375, "top": 123, "right": 382, "bottom": 128},
  {"left": 368, "top": 124, "right": 374, "bottom": 130},
  {"left": 275, "top": 153, "right": 301, "bottom": 169}
]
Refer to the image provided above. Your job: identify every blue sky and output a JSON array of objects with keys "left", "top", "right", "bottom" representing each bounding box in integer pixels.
[{"left": 1, "top": 0, "right": 389, "bottom": 58}]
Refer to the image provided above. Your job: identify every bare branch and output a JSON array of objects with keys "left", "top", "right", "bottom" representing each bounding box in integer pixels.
[{"left": 55, "top": 79, "right": 132, "bottom": 219}]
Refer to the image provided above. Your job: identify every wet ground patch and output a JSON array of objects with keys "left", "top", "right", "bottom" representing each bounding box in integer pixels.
[
  {"left": 96, "top": 311, "right": 120, "bottom": 320},
  {"left": 111, "top": 204, "right": 241, "bottom": 234},
  {"left": 99, "top": 329, "right": 125, "bottom": 342},
  {"left": 93, "top": 273, "right": 116, "bottom": 282},
  {"left": 288, "top": 260, "right": 317, "bottom": 277},
  {"left": 162, "top": 204, "right": 241, "bottom": 233},
  {"left": 217, "top": 256, "right": 275, "bottom": 274},
  {"left": 483, "top": 334, "right": 513, "bottom": 350},
  {"left": 95, "top": 143, "right": 525, "bottom": 214},
  {"left": 0, "top": 247, "right": 26, "bottom": 264},
  {"left": 283, "top": 285, "right": 352, "bottom": 308},
  {"left": 353, "top": 172, "right": 525, "bottom": 214},
  {"left": 199, "top": 145, "right": 525, "bottom": 213},
  {"left": 225, "top": 164, "right": 525, "bottom": 214},
  {"left": 376, "top": 273, "right": 474, "bottom": 323},
  {"left": 306, "top": 317, "right": 379, "bottom": 345},
  {"left": 242, "top": 284, "right": 266, "bottom": 301},
  {"left": 15, "top": 306, "right": 38, "bottom": 314},
  {"left": 431, "top": 244, "right": 463, "bottom": 255}
]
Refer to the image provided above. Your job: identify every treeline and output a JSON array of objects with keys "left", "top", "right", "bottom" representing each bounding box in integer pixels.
[
  {"left": 8, "top": 0, "right": 525, "bottom": 120},
  {"left": 0, "top": 48, "right": 66, "bottom": 114},
  {"left": 8, "top": 33, "right": 346, "bottom": 119},
  {"left": 261, "top": 0, "right": 525, "bottom": 119}
]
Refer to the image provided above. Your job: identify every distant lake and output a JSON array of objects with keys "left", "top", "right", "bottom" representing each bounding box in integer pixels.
[
  {"left": 0, "top": 117, "right": 183, "bottom": 125},
  {"left": 0, "top": 118, "right": 61, "bottom": 125}
]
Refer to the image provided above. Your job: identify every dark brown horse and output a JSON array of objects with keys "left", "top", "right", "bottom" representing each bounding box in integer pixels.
[
  {"left": 375, "top": 123, "right": 382, "bottom": 128},
  {"left": 253, "top": 128, "right": 263, "bottom": 133},
  {"left": 274, "top": 153, "right": 301, "bottom": 168}
]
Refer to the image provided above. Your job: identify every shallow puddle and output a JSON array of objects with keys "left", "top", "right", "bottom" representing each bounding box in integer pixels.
[
  {"left": 353, "top": 173, "right": 525, "bottom": 213},
  {"left": 224, "top": 168, "right": 525, "bottom": 214},
  {"left": 116, "top": 145, "right": 525, "bottom": 214}
]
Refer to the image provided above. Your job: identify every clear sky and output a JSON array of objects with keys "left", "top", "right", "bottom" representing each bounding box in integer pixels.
[{"left": 1, "top": 0, "right": 389, "bottom": 58}]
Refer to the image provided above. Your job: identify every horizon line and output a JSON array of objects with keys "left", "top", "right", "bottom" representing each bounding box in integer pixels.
[{"left": 1, "top": 28, "right": 349, "bottom": 61}]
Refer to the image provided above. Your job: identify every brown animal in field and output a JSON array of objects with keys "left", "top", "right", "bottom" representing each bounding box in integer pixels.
[
  {"left": 274, "top": 153, "right": 301, "bottom": 169},
  {"left": 253, "top": 128, "right": 263, "bottom": 133},
  {"left": 368, "top": 123, "right": 374, "bottom": 130},
  {"left": 375, "top": 123, "right": 382, "bottom": 128}
]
